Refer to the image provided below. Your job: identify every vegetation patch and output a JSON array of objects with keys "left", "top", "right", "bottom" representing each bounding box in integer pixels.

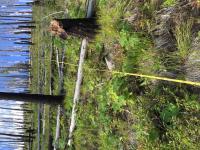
[{"left": 30, "top": 0, "right": 200, "bottom": 149}]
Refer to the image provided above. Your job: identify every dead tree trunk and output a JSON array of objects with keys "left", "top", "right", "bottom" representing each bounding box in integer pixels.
[
  {"left": 67, "top": 0, "right": 96, "bottom": 146},
  {"left": 67, "top": 39, "right": 88, "bottom": 146}
]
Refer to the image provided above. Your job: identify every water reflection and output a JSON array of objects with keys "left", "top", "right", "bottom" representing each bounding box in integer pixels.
[{"left": 0, "top": 0, "right": 33, "bottom": 149}]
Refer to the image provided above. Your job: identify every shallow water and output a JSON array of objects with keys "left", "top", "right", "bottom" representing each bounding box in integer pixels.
[{"left": 0, "top": 0, "right": 33, "bottom": 149}]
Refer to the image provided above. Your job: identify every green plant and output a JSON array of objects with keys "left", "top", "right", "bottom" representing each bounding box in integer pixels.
[
  {"left": 163, "top": 0, "right": 176, "bottom": 7},
  {"left": 160, "top": 103, "right": 180, "bottom": 123},
  {"left": 175, "top": 19, "right": 193, "bottom": 60},
  {"left": 30, "top": 0, "right": 200, "bottom": 149},
  {"left": 198, "top": 31, "right": 200, "bottom": 39},
  {"left": 119, "top": 28, "right": 150, "bottom": 73}
]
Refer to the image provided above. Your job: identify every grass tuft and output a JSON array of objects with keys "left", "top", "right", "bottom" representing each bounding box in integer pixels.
[{"left": 175, "top": 19, "right": 193, "bottom": 61}]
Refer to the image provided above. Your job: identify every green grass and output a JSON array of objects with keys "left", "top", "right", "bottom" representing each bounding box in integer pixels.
[
  {"left": 175, "top": 19, "right": 193, "bottom": 61},
  {"left": 163, "top": 0, "right": 176, "bottom": 7},
  {"left": 30, "top": 0, "right": 200, "bottom": 150}
]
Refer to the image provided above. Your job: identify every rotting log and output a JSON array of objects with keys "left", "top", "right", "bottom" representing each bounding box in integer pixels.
[{"left": 0, "top": 92, "right": 64, "bottom": 105}]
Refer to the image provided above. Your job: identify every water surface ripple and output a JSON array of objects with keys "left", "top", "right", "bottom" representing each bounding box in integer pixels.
[{"left": 0, "top": 0, "right": 33, "bottom": 149}]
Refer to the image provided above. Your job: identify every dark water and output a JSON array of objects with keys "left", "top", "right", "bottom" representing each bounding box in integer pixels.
[{"left": 0, "top": 0, "right": 33, "bottom": 149}]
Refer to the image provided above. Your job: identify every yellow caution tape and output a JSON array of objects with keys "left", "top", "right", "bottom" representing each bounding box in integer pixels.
[
  {"left": 53, "top": 61, "right": 200, "bottom": 87},
  {"left": 111, "top": 71, "right": 200, "bottom": 86},
  {"left": 35, "top": 57, "right": 200, "bottom": 86}
]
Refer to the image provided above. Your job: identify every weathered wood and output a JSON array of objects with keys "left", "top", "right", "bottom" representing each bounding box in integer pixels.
[
  {"left": 53, "top": 41, "right": 64, "bottom": 150},
  {"left": 86, "top": 0, "right": 96, "bottom": 18},
  {"left": 105, "top": 57, "right": 115, "bottom": 70},
  {"left": 42, "top": 106, "right": 46, "bottom": 136},
  {"left": 37, "top": 104, "right": 41, "bottom": 150},
  {"left": 67, "top": 0, "right": 96, "bottom": 146},
  {"left": 54, "top": 105, "right": 61, "bottom": 150},
  {"left": 67, "top": 38, "right": 88, "bottom": 146}
]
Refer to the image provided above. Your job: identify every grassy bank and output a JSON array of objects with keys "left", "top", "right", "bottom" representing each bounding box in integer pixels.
[{"left": 30, "top": 0, "right": 200, "bottom": 149}]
